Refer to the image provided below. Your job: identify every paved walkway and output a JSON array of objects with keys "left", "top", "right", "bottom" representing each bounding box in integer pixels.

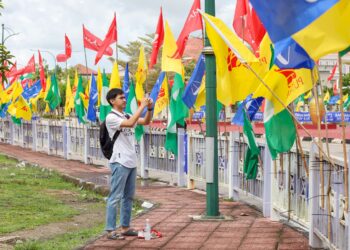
[{"left": 0, "top": 143, "right": 309, "bottom": 250}]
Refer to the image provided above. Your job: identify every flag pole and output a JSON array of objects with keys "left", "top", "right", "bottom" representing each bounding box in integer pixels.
[
  {"left": 338, "top": 54, "right": 349, "bottom": 211},
  {"left": 115, "top": 12, "right": 118, "bottom": 63}
]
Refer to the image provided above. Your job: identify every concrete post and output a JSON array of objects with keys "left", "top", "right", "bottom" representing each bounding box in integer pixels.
[
  {"left": 177, "top": 128, "right": 187, "bottom": 187},
  {"left": 32, "top": 119, "right": 37, "bottom": 151},
  {"left": 139, "top": 133, "right": 148, "bottom": 179},
  {"left": 47, "top": 121, "right": 51, "bottom": 155},
  {"left": 83, "top": 125, "right": 89, "bottom": 164},
  {"left": 263, "top": 144, "right": 272, "bottom": 217},
  {"left": 229, "top": 132, "right": 240, "bottom": 200},
  {"left": 309, "top": 142, "right": 323, "bottom": 248}
]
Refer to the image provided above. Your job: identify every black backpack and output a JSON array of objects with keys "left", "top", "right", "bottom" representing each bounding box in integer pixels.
[{"left": 99, "top": 112, "right": 129, "bottom": 160}]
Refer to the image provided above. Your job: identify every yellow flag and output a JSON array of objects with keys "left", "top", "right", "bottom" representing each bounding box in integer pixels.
[
  {"left": 30, "top": 94, "right": 40, "bottom": 113},
  {"left": 43, "top": 75, "right": 51, "bottom": 99},
  {"left": 8, "top": 95, "right": 32, "bottom": 121},
  {"left": 64, "top": 75, "right": 73, "bottom": 116},
  {"left": 292, "top": 0, "right": 350, "bottom": 60},
  {"left": 161, "top": 21, "right": 183, "bottom": 77},
  {"left": 80, "top": 92, "right": 89, "bottom": 109},
  {"left": 15, "top": 96, "right": 32, "bottom": 121},
  {"left": 337, "top": 93, "right": 348, "bottom": 104},
  {"left": 194, "top": 77, "right": 206, "bottom": 111},
  {"left": 253, "top": 66, "right": 317, "bottom": 114},
  {"left": 135, "top": 45, "right": 147, "bottom": 101},
  {"left": 201, "top": 12, "right": 267, "bottom": 105},
  {"left": 110, "top": 62, "right": 121, "bottom": 89},
  {"left": 0, "top": 81, "right": 23, "bottom": 104},
  {"left": 97, "top": 67, "right": 103, "bottom": 106},
  {"left": 304, "top": 91, "right": 312, "bottom": 100},
  {"left": 153, "top": 75, "right": 169, "bottom": 117},
  {"left": 324, "top": 91, "right": 330, "bottom": 103}
]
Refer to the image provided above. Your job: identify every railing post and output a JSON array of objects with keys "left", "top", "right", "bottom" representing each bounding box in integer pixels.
[
  {"left": 32, "top": 119, "right": 37, "bottom": 151},
  {"left": 263, "top": 143, "right": 272, "bottom": 217},
  {"left": 47, "top": 121, "right": 51, "bottom": 155},
  {"left": 20, "top": 122, "right": 24, "bottom": 147},
  {"left": 63, "top": 119, "right": 68, "bottom": 159},
  {"left": 83, "top": 125, "right": 89, "bottom": 164},
  {"left": 177, "top": 128, "right": 187, "bottom": 187},
  {"left": 347, "top": 149, "right": 350, "bottom": 250},
  {"left": 228, "top": 132, "right": 233, "bottom": 199},
  {"left": 10, "top": 119, "right": 14, "bottom": 145},
  {"left": 139, "top": 131, "right": 148, "bottom": 179},
  {"left": 309, "top": 141, "right": 323, "bottom": 248},
  {"left": 229, "top": 132, "right": 240, "bottom": 200},
  {"left": 66, "top": 120, "right": 71, "bottom": 160}
]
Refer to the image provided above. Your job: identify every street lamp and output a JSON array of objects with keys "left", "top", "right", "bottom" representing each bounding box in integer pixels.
[
  {"left": 30, "top": 49, "right": 57, "bottom": 75},
  {"left": 204, "top": 0, "right": 220, "bottom": 218},
  {"left": 2, "top": 24, "right": 20, "bottom": 45}
]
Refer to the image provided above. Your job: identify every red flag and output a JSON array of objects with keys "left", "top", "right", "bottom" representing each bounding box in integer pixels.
[
  {"left": 233, "top": 0, "right": 265, "bottom": 54},
  {"left": 65, "top": 34, "right": 72, "bottom": 58},
  {"left": 38, "top": 50, "right": 46, "bottom": 91},
  {"left": 149, "top": 7, "right": 164, "bottom": 69},
  {"left": 83, "top": 25, "right": 113, "bottom": 56},
  {"left": 333, "top": 80, "right": 338, "bottom": 95},
  {"left": 173, "top": 0, "right": 203, "bottom": 58},
  {"left": 6, "top": 62, "right": 17, "bottom": 78},
  {"left": 328, "top": 63, "right": 338, "bottom": 81},
  {"left": 16, "top": 55, "right": 35, "bottom": 76},
  {"left": 95, "top": 14, "right": 117, "bottom": 65},
  {"left": 56, "top": 54, "right": 68, "bottom": 62}
]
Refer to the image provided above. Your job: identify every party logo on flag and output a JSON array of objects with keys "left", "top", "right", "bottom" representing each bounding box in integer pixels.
[
  {"left": 227, "top": 48, "right": 242, "bottom": 71},
  {"left": 275, "top": 69, "right": 305, "bottom": 98}
]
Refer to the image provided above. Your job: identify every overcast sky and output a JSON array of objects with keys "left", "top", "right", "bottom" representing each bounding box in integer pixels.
[{"left": 1, "top": 0, "right": 236, "bottom": 71}]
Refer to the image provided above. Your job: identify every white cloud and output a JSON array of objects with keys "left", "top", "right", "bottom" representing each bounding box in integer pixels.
[{"left": 2, "top": 0, "right": 236, "bottom": 71}]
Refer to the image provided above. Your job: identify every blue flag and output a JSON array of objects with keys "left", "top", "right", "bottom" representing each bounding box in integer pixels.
[
  {"left": 22, "top": 80, "right": 42, "bottom": 100},
  {"left": 182, "top": 54, "right": 205, "bottom": 108},
  {"left": 123, "top": 63, "right": 130, "bottom": 100},
  {"left": 250, "top": 0, "right": 339, "bottom": 42},
  {"left": 329, "top": 95, "right": 340, "bottom": 105},
  {"left": 141, "top": 72, "right": 166, "bottom": 117},
  {"left": 87, "top": 75, "right": 98, "bottom": 122},
  {"left": 274, "top": 38, "right": 315, "bottom": 69},
  {"left": 232, "top": 95, "right": 264, "bottom": 126}
]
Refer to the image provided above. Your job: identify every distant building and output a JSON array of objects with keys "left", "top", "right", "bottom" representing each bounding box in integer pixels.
[
  {"left": 183, "top": 37, "right": 203, "bottom": 63},
  {"left": 74, "top": 64, "right": 97, "bottom": 77},
  {"left": 318, "top": 53, "right": 350, "bottom": 90}
]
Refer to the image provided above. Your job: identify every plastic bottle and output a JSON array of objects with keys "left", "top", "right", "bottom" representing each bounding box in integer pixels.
[{"left": 144, "top": 218, "right": 151, "bottom": 240}]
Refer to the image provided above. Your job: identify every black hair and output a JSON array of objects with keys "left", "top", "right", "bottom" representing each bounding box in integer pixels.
[{"left": 106, "top": 88, "right": 124, "bottom": 106}]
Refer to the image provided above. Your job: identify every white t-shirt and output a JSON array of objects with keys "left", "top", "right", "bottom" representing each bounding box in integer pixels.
[{"left": 105, "top": 109, "right": 136, "bottom": 168}]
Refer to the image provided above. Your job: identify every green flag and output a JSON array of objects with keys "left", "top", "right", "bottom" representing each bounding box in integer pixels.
[
  {"left": 165, "top": 74, "right": 189, "bottom": 155},
  {"left": 74, "top": 75, "right": 86, "bottom": 124},
  {"left": 339, "top": 46, "right": 350, "bottom": 57},
  {"left": 11, "top": 116, "right": 21, "bottom": 126},
  {"left": 125, "top": 81, "right": 144, "bottom": 142},
  {"left": 99, "top": 71, "right": 111, "bottom": 122},
  {"left": 243, "top": 110, "right": 260, "bottom": 179},
  {"left": 264, "top": 100, "right": 296, "bottom": 160},
  {"left": 45, "top": 74, "right": 61, "bottom": 110}
]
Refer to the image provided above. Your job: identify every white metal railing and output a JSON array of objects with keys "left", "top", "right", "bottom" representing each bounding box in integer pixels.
[{"left": 0, "top": 117, "right": 349, "bottom": 249}]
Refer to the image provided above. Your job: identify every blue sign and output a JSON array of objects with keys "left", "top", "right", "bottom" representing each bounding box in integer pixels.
[{"left": 248, "top": 111, "right": 350, "bottom": 123}]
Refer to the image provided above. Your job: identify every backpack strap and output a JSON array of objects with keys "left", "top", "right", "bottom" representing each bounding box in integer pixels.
[{"left": 109, "top": 111, "right": 131, "bottom": 144}]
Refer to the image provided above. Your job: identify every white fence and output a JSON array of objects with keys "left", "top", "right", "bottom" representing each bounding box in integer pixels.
[{"left": 0, "top": 117, "right": 349, "bottom": 249}]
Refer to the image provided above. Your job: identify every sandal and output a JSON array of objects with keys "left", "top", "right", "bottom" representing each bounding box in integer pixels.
[
  {"left": 107, "top": 231, "right": 125, "bottom": 240},
  {"left": 121, "top": 228, "right": 138, "bottom": 236}
]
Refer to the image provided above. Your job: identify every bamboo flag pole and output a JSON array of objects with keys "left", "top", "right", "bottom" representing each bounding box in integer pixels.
[
  {"left": 242, "top": 62, "right": 336, "bottom": 168},
  {"left": 338, "top": 54, "right": 349, "bottom": 211}
]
